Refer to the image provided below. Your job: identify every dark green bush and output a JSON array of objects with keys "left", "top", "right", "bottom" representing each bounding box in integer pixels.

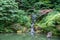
[
  {"left": 0, "top": 0, "right": 19, "bottom": 32},
  {"left": 17, "top": 10, "right": 31, "bottom": 27}
]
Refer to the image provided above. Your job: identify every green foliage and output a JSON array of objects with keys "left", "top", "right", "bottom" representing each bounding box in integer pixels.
[
  {"left": 0, "top": 0, "right": 18, "bottom": 26},
  {"left": 17, "top": 10, "right": 31, "bottom": 27},
  {"left": 38, "top": 11, "right": 60, "bottom": 35},
  {"left": 0, "top": 0, "right": 60, "bottom": 36},
  {"left": 16, "top": 0, "right": 39, "bottom": 10},
  {"left": 16, "top": 0, "right": 60, "bottom": 11},
  {"left": 39, "top": 11, "right": 59, "bottom": 27},
  {"left": 0, "top": 0, "right": 19, "bottom": 32}
]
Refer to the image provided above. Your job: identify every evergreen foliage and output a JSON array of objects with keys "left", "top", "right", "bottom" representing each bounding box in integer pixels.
[{"left": 0, "top": 0, "right": 60, "bottom": 35}]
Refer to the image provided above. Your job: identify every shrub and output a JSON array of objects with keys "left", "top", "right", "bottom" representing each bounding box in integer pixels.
[
  {"left": 39, "top": 11, "right": 60, "bottom": 35},
  {"left": 0, "top": 0, "right": 18, "bottom": 32}
]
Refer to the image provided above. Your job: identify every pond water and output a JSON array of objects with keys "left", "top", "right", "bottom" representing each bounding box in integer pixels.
[{"left": 0, "top": 33, "right": 59, "bottom": 40}]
